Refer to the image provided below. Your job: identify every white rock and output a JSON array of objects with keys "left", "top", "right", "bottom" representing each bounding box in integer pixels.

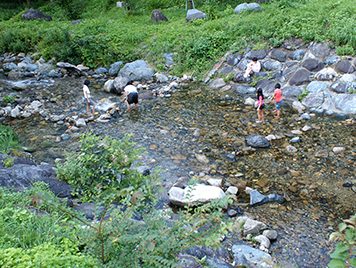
[
  {"left": 340, "top": 74, "right": 356, "bottom": 82},
  {"left": 168, "top": 184, "right": 226, "bottom": 206},
  {"left": 243, "top": 218, "right": 267, "bottom": 235},
  {"left": 263, "top": 230, "right": 278, "bottom": 240},
  {"left": 225, "top": 186, "right": 238, "bottom": 195},
  {"left": 245, "top": 187, "right": 253, "bottom": 194},
  {"left": 75, "top": 118, "right": 86, "bottom": 127},
  {"left": 244, "top": 97, "right": 255, "bottom": 106},
  {"left": 286, "top": 145, "right": 297, "bottom": 153},
  {"left": 10, "top": 106, "right": 20, "bottom": 118},
  {"left": 195, "top": 153, "right": 209, "bottom": 164},
  {"left": 292, "top": 101, "right": 306, "bottom": 113},
  {"left": 302, "top": 125, "right": 312, "bottom": 132},
  {"left": 291, "top": 129, "right": 303, "bottom": 135},
  {"left": 333, "top": 147, "right": 345, "bottom": 153},
  {"left": 103, "top": 79, "right": 114, "bottom": 93},
  {"left": 207, "top": 178, "right": 222, "bottom": 187},
  {"left": 254, "top": 235, "right": 271, "bottom": 249}
]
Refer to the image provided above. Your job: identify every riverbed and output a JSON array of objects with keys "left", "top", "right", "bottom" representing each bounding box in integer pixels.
[{"left": 3, "top": 78, "right": 356, "bottom": 267}]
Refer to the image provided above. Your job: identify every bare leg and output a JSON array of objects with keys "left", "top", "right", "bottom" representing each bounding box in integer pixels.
[
  {"left": 92, "top": 105, "right": 95, "bottom": 115},
  {"left": 275, "top": 109, "right": 281, "bottom": 118},
  {"left": 87, "top": 105, "right": 90, "bottom": 115},
  {"left": 126, "top": 102, "right": 131, "bottom": 111},
  {"left": 261, "top": 111, "right": 265, "bottom": 122},
  {"left": 135, "top": 103, "right": 138, "bottom": 109}
]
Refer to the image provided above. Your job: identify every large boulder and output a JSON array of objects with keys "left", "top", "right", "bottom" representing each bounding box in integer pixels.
[
  {"left": 336, "top": 60, "right": 355, "bottom": 74},
  {"left": 232, "top": 245, "right": 272, "bottom": 268},
  {"left": 186, "top": 9, "right": 206, "bottom": 21},
  {"left": 129, "top": 67, "right": 155, "bottom": 82},
  {"left": 333, "top": 94, "right": 356, "bottom": 114},
  {"left": 234, "top": 3, "right": 261, "bottom": 13},
  {"left": 168, "top": 184, "right": 226, "bottom": 207},
  {"left": 109, "top": 61, "right": 123, "bottom": 76},
  {"left": 288, "top": 68, "right": 312, "bottom": 86},
  {"left": 288, "top": 49, "right": 306, "bottom": 60},
  {"left": 282, "top": 86, "right": 303, "bottom": 100},
  {"left": 119, "top": 60, "right": 148, "bottom": 77},
  {"left": 113, "top": 76, "right": 129, "bottom": 94},
  {"left": 22, "top": 9, "right": 52, "bottom": 21},
  {"left": 305, "top": 81, "right": 328, "bottom": 93},
  {"left": 0, "top": 162, "right": 71, "bottom": 197},
  {"left": 302, "top": 58, "right": 323, "bottom": 72},
  {"left": 301, "top": 92, "right": 324, "bottom": 108},
  {"left": 151, "top": 9, "right": 168, "bottom": 22},
  {"left": 271, "top": 49, "right": 287, "bottom": 62}
]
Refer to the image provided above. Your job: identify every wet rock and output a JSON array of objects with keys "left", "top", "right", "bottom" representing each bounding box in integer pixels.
[
  {"left": 195, "top": 153, "right": 209, "bottom": 164},
  {"left": 302, "top": 58, "right": 323, "bottom": 72},
  {"left": 245, "top": 49, "right": 268, "bottom": 60},
  {"left": 207, "top": 178, "right": 222, "bottom": 187},
  {"left": 246, "top": 134, "right": 270, "bottom": 148},
  {"left": 315, "top": 150, "right": 328, "bottom": 158},
  {"left": 340, "top": 74, "right": 356, "bottom": 82},
  {"left": 155, "top": 73, "right": 169, "bottom": 83},
  {"left": 75, "top": 118, "right": 86, "bottom": 127},
  {"left": 227, "top": 53, "right": 242, "bottom": 66},
  {"left": 51, "top": 114, "right": 66, "bottom": 122},
  {"left": 103, "top": 79, "right": 115, "bottom": 93},
  {"left": 254, "top": 234, "right": 271, "bottom": 249},
  {"left": 136, "top": 166, "right": 150, "bottom": 176},
  {"left": 290, "top": 137, "right": 301, "bottom": 143},
  {"left": 262, "top": 229, "right": 278, "bottom": 240},
  {"left": 333, "top": 94, "right": 356, "bottom": 114},
  {"left": 286, "top": 145, "right": 297, "bottom": 153},
  {"left": 250, "top": 189, "right": 284, "bottom": 206},
  {"left": 302, "top": 125, "right": 312, "bottom": 132},
  {"left": 108, "top": 61, "right": 123, "bottom": 76}
]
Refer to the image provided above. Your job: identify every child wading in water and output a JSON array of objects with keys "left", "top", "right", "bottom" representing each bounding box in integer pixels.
[
  {"left": 256, "top": 88, "right": 265, "bottom": 123},
  {"left": 83, "top": 79, "right": 96, "bottom": 115},
  {"left": 271, "top": 83, "right": 282, "bottom": 118}
]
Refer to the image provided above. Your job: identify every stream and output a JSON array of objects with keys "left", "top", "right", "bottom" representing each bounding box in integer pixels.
[{"left": 2, "top": 77, "right": 356, "bottom": 267}]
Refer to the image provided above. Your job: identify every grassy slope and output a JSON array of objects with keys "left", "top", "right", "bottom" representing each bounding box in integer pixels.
[{"left": 0, "top": 0, "right": 355, "bottom": 77}]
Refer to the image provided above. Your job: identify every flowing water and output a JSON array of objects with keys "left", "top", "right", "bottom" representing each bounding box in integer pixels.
[{"left": 3, "top": 78, "right": 356, "bottom": 267}]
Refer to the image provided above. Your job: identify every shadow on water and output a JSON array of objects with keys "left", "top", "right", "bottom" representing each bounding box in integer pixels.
[{"left": 3, "top": 78, "right": 356, "bottom": 267}]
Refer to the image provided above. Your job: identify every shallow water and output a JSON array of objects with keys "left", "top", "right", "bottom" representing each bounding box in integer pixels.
[{"left": 3, "top": 78, "right": 356, "bottom": 267}]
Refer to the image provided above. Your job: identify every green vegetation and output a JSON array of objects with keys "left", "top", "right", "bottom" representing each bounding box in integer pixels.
[
  {"left": 328, "top": 214, "right": 356, "bottom": 268},
  {"left": 0, "top": 133, "right": 233, "bottom": 267},
  {"left": 297, "top": 90, "right": 309, "bottom": 101},
  {"left": 0, "top": 0, "right": 355, "bottom": 77},
  {"left": 2, "top": 95, "right": 15, "bottom": 105},
  {"left": 0, "top": 124, "right": 20, "bottom": 154}
]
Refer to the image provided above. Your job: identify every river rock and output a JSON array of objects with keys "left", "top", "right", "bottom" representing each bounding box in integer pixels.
[
  {"left": 286, "top": 145, "right": 297, "bottom": 153},
  {"left": 288, "top": 49, "right": 306, "bottom": 60},
  {"left": 340, "top": 74, "right": 356, "bottom": 82},
  {"left": 108, "top": 61, "right": 123, "bottom": 76},
  {"left": 207, "top": 178, "right": 222, "bottom": 187},
  {"left": 254, "top": 234, "right": 271, "bottom": 249},
  {"left": 155, "top": 73, "right": 169, "bottom": 83},
  {"left": 227, "top": 53, "right": 242, "bottom": 66},
  {"left": 290, "top": 136, "right": 301, "bottom": 143},
  {"left": 195, "top": 153, "right": 209, "bottom": 164},
  {"left": 306, "top": 81, "right": 327, "bottom": 93},
  {"left": 262, "top": 229, "right": 278, "bottom": 240},
  {"left": 315, "top": 67, "right": 338, "bottom": 81},
  {"left": 301, "top": 92, "right": 324, "bottom": 108},
  {"left": 168, "top": 184, "right": 226, "bottom": 206},
  {"left": 113, "top": 76, "right": 129, "bottom": 94},
  {"left": 246, "top": 134, "right": 269, "bottom": 148},
  {"left": 225, "top": 186, "right": 238, "bottom": 195},
  {"left": 103, "top": 79, "right": 115, "bottom": 93},
  {"left": 336, "top": 60, "right": 355, "bottom": 73},
  {"left": 209, "top": 78, "right": 226, "bottom": 89},
  {"left": 250, "top": 189, "right": 284, "bottom": 206},
  {"left": 232, "top": 245, "right": 272, "bottom": 268},
  {"left": 332, "top": 147, "right": 345, "bottom": 153},
  {"left": 75, "top": 118, "right": 86, "bottom": 127},
  {"left": 22, "top": 9, "right": 52, "bottom": 21}
]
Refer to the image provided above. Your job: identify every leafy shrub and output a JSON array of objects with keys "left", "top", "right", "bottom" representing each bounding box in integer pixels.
[
  {"left": 0, "top": 243, "right": 97, "bottom": 267},
  {"left": 55, "top": 133, "right": 155, "bottom": 202},
  {"left": 298, "top": 90, "right": 309, "bottom": 101},
  {"left": 336, "top": 44, "right": 355, "bottom": 56},
  {"left": 0, "top": 124, "right": 20, "bottom": 154},
  {"left": 328, "top": 214, "right": 356, "bottom": 268},
  {"left": 2, "top": 95, "right": 15, "bottom": 105},
  {"left": 41, "top": 187, "right": 233, "bottom": 267}
]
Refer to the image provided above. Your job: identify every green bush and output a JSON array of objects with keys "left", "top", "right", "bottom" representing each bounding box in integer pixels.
[
  {"left": 0, "top": 243, "right": 97, "bottom": 268},
  {"left": 328, "top": 214, "right": 356, "bottom": 268},
  {"left": 336, "top": 44, "right": 355, "bottom": 56},
  {"left": 55, "top": 133, "right": 156, "bottom": 202},
  {"left": 0, "top": 125, "right": 20, "bottom": 154}
]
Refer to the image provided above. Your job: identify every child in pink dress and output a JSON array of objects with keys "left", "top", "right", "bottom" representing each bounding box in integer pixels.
[{"left": 256, "top": 88, "right": 265, "bottom": 123}]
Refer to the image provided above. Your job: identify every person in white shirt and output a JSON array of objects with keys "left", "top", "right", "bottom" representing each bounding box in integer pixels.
[
  {"left": 244, "top": 57, "right": 261, "bottom": 78},
  {"left": 123, "top": 84, "right": 138, "bottom": 111},
  {"left": 83, "top": 79, "right": 96, "bottom": 115}
]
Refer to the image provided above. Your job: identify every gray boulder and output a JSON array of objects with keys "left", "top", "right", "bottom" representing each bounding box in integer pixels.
[
  {"left": 336, "top": 60, "right": 355, "bottom": 74},
  {"left": 235, "top": 85, "right": 256, "bottom": 94},
  {"left": 309, "top": 42, "right": 331, "bottom": 59},
  {"left": 324, "top": 55, "right": 341, "bottom": 65},
  {"left": 119, "top": 60, "right": 148, "bottom": 77},
  {"left": 262, "top": 59, "right": 282, "bottom": 71},
  {"left": 234, "top": 3, "right": 261, "bottom": 13},
  {"left": 227, "top": 53, "right": 242, "bottom": 66},
  {"left": 232, "top": 245, "right": 272, "bottom": 268},
  {"left": 186, "top": 9, "right": 206, "bottom": 21},
  {"left": 108, "top": 61, "right": 123, "bottom": 76},
  {"left": 301, "top": 92, "right": 324, "bottom": 108},
  {"left": 302, "top": 58, "right": 323, "bottom": 72},
  {"left": 3, "top": 62, "right": 18, "bottom": 72},
  {"left": 250, "top": 189, "right": 285, "bottom": 206},
  {"left": 151, "top": 9, "right": 168, "bottom": 22},
  {"left": 289, "top": 68, "right": 312, "bottom": 85},
  {"left": 22, "top": 9, "right": 52, "bottom": 21},
  {"left": 333, "top": 94, "right": 356, "bottom": 114},
  {"left": 306, "top": 81, "right": 328, "bottom": 93},
  {"left": 113, "top": 76, "right": 129, "bottom": 94},
  {"left": 331, "top": 82, "right": 355, "bottom": 93},
  {"left": 94, "top": 67, "right": 108, "bottom": 74},
  {"left": 163, "top": 53, "right": 174, "bottom": 65},
  {"left": 283, "top": 86, "right": 303, "bottom": 100},
  {"left": 246, "top": 134, "right": 270, "bottom": 148},
  {"left": 271, "top": 49, "right": 287, "bottom": 62},
  {"left": 129, "top": 67, "right": 155, "bottom": 82},
  {"left": 288, "top": 49, "right": 306, "bottom": 60},
  {"left": 246, "top": 49, "right": 268, "bottom": 60}
]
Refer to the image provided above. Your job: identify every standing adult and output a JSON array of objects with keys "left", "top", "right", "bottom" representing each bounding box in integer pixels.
[{"left": 123, "top": 84, "right": 139, "bottom": 111}]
